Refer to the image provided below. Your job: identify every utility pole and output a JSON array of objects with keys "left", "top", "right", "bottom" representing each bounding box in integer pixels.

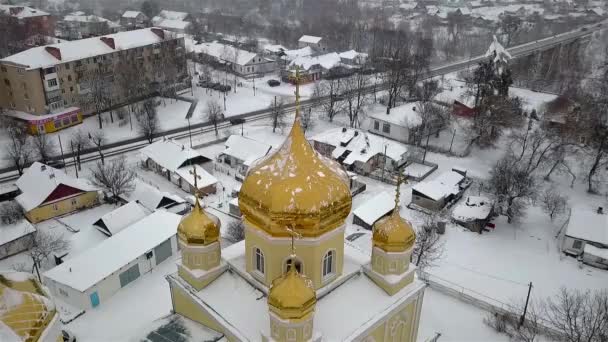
[
  {"left": 70, "top": 140, "right": 78, "bottom": 178},
  {"left": 519, "top": 282, "right": 533, "bottom": 328},
  {"left": 381, "top": 144, "right": 387, "bottom": 182},
  {"left": 187, "top": 117, "right": 193, "bottom": 148},
  {"left": 423, "top": 131, "right": 431, "bottom": 163},
  {"left": 58, "top": 135, "right": 66, "bottom": 167}
]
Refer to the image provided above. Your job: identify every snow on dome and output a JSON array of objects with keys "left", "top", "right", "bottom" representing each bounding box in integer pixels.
[{"left": 485, "top": 35, "right": 512, "bottom": 64}]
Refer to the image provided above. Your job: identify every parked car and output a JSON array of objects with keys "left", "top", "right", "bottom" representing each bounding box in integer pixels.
[
  {"left": 197, "top": 80, "right": 212, "bottom": 88},
  {"left": 267, "top": 79, "right": 281, "bottom": 87}
]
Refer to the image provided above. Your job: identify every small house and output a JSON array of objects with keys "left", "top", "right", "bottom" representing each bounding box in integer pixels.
[
  {"left": 122, "top": 180, "right": 188, "bottom": 214},
  {"left": 411, "top": 169, "right": 468, "bottom": 211},
  {"left": 43, "top": 211, "right": 181, "bottom": 310},
  {"left": 352, "top": 192, "right": 395, "bottom": 230},
  {"left": 151, "top": 10, "right": 190, "bottom": 33},
  {"left": 92, "top": 201, "right": 149, "bottom": 237},
  {"left": 562, "top": 207, "right": 607, "bottom": 269},
  {"left": 451, "top": 196, "right": 494, "bottom": 233},
  {"left": 16, "top": 162, "right": 99, "bottom": 223},
  {"left": 120, "top": 11, "right": 148, "bottom": 29},
  {"left": 298, "top": 35, "right": 326, "bottom": 52},
  {"left": 194, "top": 42, "right": 277, "bottom": 77},
  {"left": 0, "top": 219, "right": 35, "bottom": 259},
  {"left": 288, "top": 52, "right": 341, "bottom": 83},
  {"left": 218, "top": 135, "right": 272, "bottom": 179},
  {"left": 338, "top": 50, "right": 368, "bottom": 66},
  {"left": 366, "top": 102, "right": 428, "bottom": 144}
]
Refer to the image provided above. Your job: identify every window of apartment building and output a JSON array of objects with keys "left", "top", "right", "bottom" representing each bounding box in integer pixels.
[
  {"left": 44, "top": 67, "right": 55, "bottom": 74},
  {"left": 68, "top": 75, "right": 72, "bottom": 82},
  {"left": 70, "top": 86, "right": 74, "bottom": 92},
  {"left": 17, "top": 68, "right": 24, "bottom": 75},
  {"left": 374, "top": 120, "right": 379, "bottom": 130},
  {"left": 24, "top": 92, "right": 28, "bottom": 99},
  {"left": 47, "top": 78, "right": 58, "bottom": 87},
  {"left": 3, "top": 79, "right": 9, "bottom": 87},
  {"left": 65, "top": 63, "right": 70, "bottom": 70},
  {"left": 22, "top": 82, "right": 26, "bottom": 90},
  {"left": 0, "top": 66, "right": 6, "bottom": 72},
  {"left": 64, "top": 100, "right": 67, "bottom": 105},
  {"left": 62, "top": 89, "right": 65, "bottom": 94},
  {"left": 10, "top": 103, "right": 15, "bottom": 108},
  {"left": 382, "top": 123, "right": 390, "bottom": 134}
]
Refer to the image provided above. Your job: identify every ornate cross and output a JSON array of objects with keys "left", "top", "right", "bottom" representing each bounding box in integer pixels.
[
  {"left": 285, "top": 225, "right": 302, "bottom": 257},
  {"left": 293, "top": 66, "right": 302, "bottom": 120},
  {"left": 189, "top": 164, "right": 203, "bottom": 198},
  {"left": 394, "top": 171, "right": 405, "bottom": 211}
]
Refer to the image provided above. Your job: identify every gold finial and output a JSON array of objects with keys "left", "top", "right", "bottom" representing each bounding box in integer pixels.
[
  {"left": 394, "top": 171, "right": 404, "bottom": 212},
  {"left": 293, "top": 66, "right": 301, "bottom": 121},
  {"left": 285, "top": 225, "right": 302, "bottom": 259}
]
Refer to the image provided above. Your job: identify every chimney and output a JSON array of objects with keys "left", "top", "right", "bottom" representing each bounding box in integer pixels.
[
  {"left": 40, "top": 165, "right": 46, "bottom": 171},
  {"left": 598, "top": 207, "right": 604, "bottom": 215},
  {"left": 45, "top": 46, "right": 62, "bottom": 61},
  {"left": 151, "top": 28, "right": 165, "bottom": 39},
  {"left": 100, "top": 37, "right": 115, "bottom": 49},
  {"left": 342, "top": 127, "right": 347, "bottom": 133}
]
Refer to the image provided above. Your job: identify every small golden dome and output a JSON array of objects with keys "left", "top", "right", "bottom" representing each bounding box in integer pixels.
[
  {"left": 0, "top": 272, "right": 57, "bottom": 342},
  {"left": 268, "top": 263, "right": 316, "bottom": 320},
  {"left": 373, "top": 211, "right": 416, "bottom": 252},
  {"left": 238, "top": 115, "right": 352, "bottom": 237},
  {"left": 177, "top": 198, "right": 220, "bottom": 246}
]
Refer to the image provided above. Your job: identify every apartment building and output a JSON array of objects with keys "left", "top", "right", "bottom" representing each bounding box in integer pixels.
[
  {"left": 0, "top": 28, "right": 186, "bottom": 134},
  {"left": 0, "top": 5, "right": 55, "bottom": 56}
]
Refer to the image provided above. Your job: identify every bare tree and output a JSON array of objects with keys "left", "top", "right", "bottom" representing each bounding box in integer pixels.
[
  {"left": 314, "top": 79, "right": 343, "bottom": 122},
  {"left": 4, "top": 120, "right": 33, "bottom": 175},
  {"left": 227, "top": 220, "right": 245, "bottom": 242},
  {"left": 70, "top": 130, "right": 90, "bottom": 171},
  {"left": 488, "top": 154, "right": 537, "bottom": 223},
  {"left": 543, "top": 288, "right": 608, "bottom": 342},
  {"left": 269, "top": 97, "right": 286, "bottom": 133},
  {"left": 343, "top": 72, "right": 370, "bottom": 128},
  {"left": 32, "top": 133, "right": 55, "bottom": 164},
  {"left": 90, "top": 155, "right": 136, "bottom": 203},
  {"left": 540, "top": 188, "right": 568, "bottom": 221},
  {"left": 89, "top": 131, "right": 106, "bottom": 165},
  {"left": 26, "top": 230, "right": 69, "bottom": 281},
  {"left": 205, "top": 99, "right": 224, "bottom": 136},
  {"left": 412, "top": 216, "right": 444, "bottom": 272},
  {"left": 300, "top": 107, "right": 315, "bottom": 133},
  {"left": 83, "top": 69, "right": 112, "bottom": 129},
  {"left": 116, "top": 60, "right": 147, "bottom": 129},
  {"left": 136, "top": 99, "right": 160, "bottom": 144},
  {"left": 0, "top": 201, "right": 23, "bottom": 225}
]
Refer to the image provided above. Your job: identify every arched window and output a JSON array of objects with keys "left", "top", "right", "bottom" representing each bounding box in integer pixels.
[
  {"left": 322, "top": 250, "right": 335, "bottom": 278},
  {"left": 254, "top": 248, "right": 265, "bottom": 274},
  {"left": 284, "top": 257, "right": 302, "bottom": 274}
]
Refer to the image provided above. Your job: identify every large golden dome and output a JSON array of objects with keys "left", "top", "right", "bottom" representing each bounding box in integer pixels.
[
  {"left": 0, "top": 272, "right": 57, "bottom": 342},
  {"left": 268, "top": 263, "right": 316, "bottom": 320},
  {"left": 178, "top": 199, "right": 220, "bottom": 246},
  {"left": 373, "top": 211, "right": 416, "bottom": 252},
  {"left": 238, "top": 109, "right": 352, "bottom": 238}
]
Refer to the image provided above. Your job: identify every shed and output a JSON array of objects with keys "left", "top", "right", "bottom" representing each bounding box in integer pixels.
[
  {"left": 411, "top": 171, "right": 466, "bottom": 211},
  {"left": 352, "top": 192, "right": 395, "bottom": 230},
  {"left": 0, "top": 219, "right": 36, "bottom": 259},
  {"left": 43, "top": 211, "right": 181, "bottom": 310},
  {"left": 122, "top": 180, "right": 187, "bottom": 214},
  {"left": 582, "top": 244, "right": 608, "bottom": 270},
  {"left": 451, "top": 196, "right": 494, "bottom": 233},
  {"left": 562, "top": 207, "right": 607, "bottom": 257},
  {"left": 219, "top": 135, "right": 272, "bottom": 176},
  {"left": 92, "top": 201, "right": 149, "bottom": 236}
]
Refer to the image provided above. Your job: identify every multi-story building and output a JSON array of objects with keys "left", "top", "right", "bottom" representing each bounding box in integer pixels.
[
  {"left": 120, "top": 10, "right": 149, "bottom": 30},
  {"left": 0, "top": 5, "right": 55, "bottom": 56},
  {"left": 58, "top": 13, "right": 121, "bottom": 40},
  {"left": 0, "top": 28, "right": 187, "bottom": 134}
]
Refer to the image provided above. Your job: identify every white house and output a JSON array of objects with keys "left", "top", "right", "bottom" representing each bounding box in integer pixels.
[
  {"left": 140, "top": 139, "right": 216, "bottom": 195},
  {"left": 120, "top": 11, "right": 148, "bottom": 29},
  {"left": 562, "top": 207, "right": 607, "bottom": 269},
  {"left": 151, "top": 10, "right": 190, "bottom": 33},
  {"left": 411, "top": 170, "right": 469, "bottom": 211},
  {"left": 0, "top": 219, "right": 35, "bottom": 259},
  {"left": 366, "top": 102, "right": 436, "bottom": 144},
  {"left": 122, "top": 180, "right": 188, "bottom": 214},
  {"left": 352, "top": 192, "right": 395, "bottom": 230},
  {"left": 92, "top": 201, "right": 149, "bottom": 236},
  {"left": 298, "top": 35, "right": 326, "bottom": 52},
  {"left": 288, "top": 52, "right": 341, "bottom": 82},
  {"left": 338, "top": 50, "right": 368, "bottom": 66},
  {"left": 43, "top": 211, "right": 181, "bottom": 311},
  {"left": 218, "top": 135, "right": 272, "bottom": 178},
  {"left": 194, "top": 42, "right": 277, "bottom": 77}
]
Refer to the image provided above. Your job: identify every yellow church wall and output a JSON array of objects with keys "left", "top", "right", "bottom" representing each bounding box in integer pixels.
[
  {"left": 244, "top": 225, "right": 344, "bottom": 289},
  {"left": 25, "top": 191, "right": 98, "bottom": 224},
  {"left": 268, "top": 312, "right": 314, "bottom": 342},
  {"left": 177, "top": 265, "right": 218, "bottom": 291},
  {"left": 181, "top": 244, "right": 220, "bottom": 271},
  {"left": 363, "top": 298, "right": 418, "bottom": 342},
  {"left": 170, "top": 282, "right": 239, "bottom": 342}
]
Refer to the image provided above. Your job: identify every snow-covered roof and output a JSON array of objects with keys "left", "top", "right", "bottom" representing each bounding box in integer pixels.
[
  {"left": 193, "top": 41, "right": 258, "bottom": 66},
  {"left": 63, "top": 14, "right": 116, "bottom": 25},
  {"left": 44, "top": 211, "right": 181, "bottom": 292},
  {"left": 368, "top": 102, "right": 424, "bottom": 128},
  {"left": 92, "top": 201, "right": 149, "bottom": 236},
  {"left": 169, "top": 241, "right": 425, "bottom": 340},
  {"left": 412, "top": 171, "right": 464, "bottom": 201},
  {"left": 122, "top": 10, "right": 144, "bottom": 18},
  {"left": 290, "top": 52, "right": 341, "bottom": 71},
  {"left": 338, "top": 50, "right": 368, "bottom": 61},
  {"left": 263, "top": 44, "right": 286, "bottom": 53},
  {"left": 1, "top": 28, "right": 176, "bottom": 70},
  {"left": 584, "top": 244, "right": 608, "bottom": 259},
  {"left": 155, "top": 10, "right": 189, "bottom": 21},
  {"left": 298, "top": 35, "right": 322, "bottom": 44},
  {"left": 451, "top": 196, "right": 493, "bottom": 222},
  {"left": 221, "top": 135, "right": 272, "bottom": 164},
  {"left": 0, "top": 219, "right": 35, "bottom": 246},
  {"left": 0, "top": 5, "right": 49, "bottom": 18},
  {"left": 565, "top": 208, "right": 607, "bottom": 245},
  {"left": 175, "top": 165, "right": 217, "bottom": 189},
  {"left": 485, "top": 35, "right": 512, "bottom": 64},
  {"left": 311, "top": 128, "right": 408, "bottom": 165},
  {"left": 15, "top": 162, "right": 97, "bottom": 212},
  {"left": 122, "top": 180, "right": 184, "bottom": 212},
  {"left": 283, "top": 46, "right": 313, "bottom": 61},
  {"left": 154, "top": 18, "right": 190, "bottom": 30},
  {"left": 140, "top": 139, "right": 210, "bottom": 172},
  {"left": 353, "top": 192, "right": 395, "bottom": 225}
]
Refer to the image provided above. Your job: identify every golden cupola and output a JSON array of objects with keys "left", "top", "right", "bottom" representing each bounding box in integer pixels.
[
  {"left": 268, "top": 261, "right": 317, "bottom": 320},
  {"left": 373, "top": 175, "right": 416, "bottom": 253},
  {"left": 238, "top": 72, "right": 352, "bottom": 238},
  {"left": 178, "top": 198, "right": 220, "bottom": 246}
]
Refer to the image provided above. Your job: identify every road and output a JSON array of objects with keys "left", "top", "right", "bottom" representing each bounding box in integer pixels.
[{"left": 0, "top": 21, "right": 604, "bottom": 182}]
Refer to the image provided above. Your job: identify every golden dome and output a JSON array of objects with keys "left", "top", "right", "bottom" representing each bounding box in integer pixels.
[
  {"left": 268, "top": 263, "right": 316, "bottom": 320},
  {"left": 372, "top": 211, "right": 416, "bottom": 252},
  {"left": 238, "top": 89, "right": 352, "bottom": 237},
  {"left": 0, "top": 272, "right": 56, "bottom": 342},
  {"left": 177, "top": 198, "right": 220, "bottom": 246}
]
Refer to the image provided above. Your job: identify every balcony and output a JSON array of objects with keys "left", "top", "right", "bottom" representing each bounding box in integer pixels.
[{"left": 45, "top": 89, "right": 61, "bottom": 99}]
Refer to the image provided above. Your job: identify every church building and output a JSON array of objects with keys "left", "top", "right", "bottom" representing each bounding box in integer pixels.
[{"left": 166, "top": 70, "right": 426, "bottom": 341}]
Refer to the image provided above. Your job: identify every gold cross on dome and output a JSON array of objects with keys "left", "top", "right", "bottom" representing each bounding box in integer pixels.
[
  {"left": 285, "top": 226, "right": 302, "bottom": 257},
  {"left": 394, "top": 171, "right": 406, "bottom": 211},
  {"left": 189, "top": 164, "right": 203, "bottom": 198}
]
